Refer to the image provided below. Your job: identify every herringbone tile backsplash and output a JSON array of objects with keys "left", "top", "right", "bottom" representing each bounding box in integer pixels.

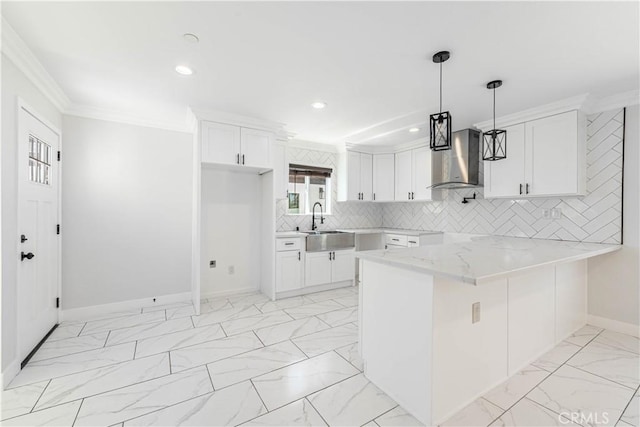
[{"left": 278, "top": 109, "right": 623, "bottom": 244}]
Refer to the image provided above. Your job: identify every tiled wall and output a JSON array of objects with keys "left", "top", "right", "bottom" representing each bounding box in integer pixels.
[
  {"left": 382, "top": 109, "right": 624, "bottom": 244},
  {"left": 275, "top": 147, "right": 383, "bottom": 231},
  {"left": 277, "top": 109, "right": 624, "bottom": 244}
]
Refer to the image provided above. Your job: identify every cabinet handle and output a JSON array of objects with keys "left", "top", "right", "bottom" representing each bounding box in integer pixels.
[
  {"left": 298, "top": 251, "right": 301, "bottom": 261},
  {"left": 329, "top": 251, "right": 332, "bottom": 260},
  {"left": 526, "top": 183, "right": 530, "bottom": 194},
  {"left": 409, "top": 240, "right": 417, "bottom": 244},
  {"left": 242, "top": 154, "right": 245, "bottom": 165},
  {"left": 519, "top": 184, "right": 523, "bottom": 195},
  {"left": 391, "top": 238, "right": 400, "bottom": 242},
  {"left": 411, "top": 192, "right": 415, "bottom": 200},
  {"left": 408, "top": 192, "right": 411, "bottom": 200},
  {"left": 236, "top": 153, "right": 240, "bottom": 164},
  {"left": 284, "top": 242, "right": 294, "bottom": 246},
  {"left": 373, "top": 193, "right": 376, "bottom": 201}
]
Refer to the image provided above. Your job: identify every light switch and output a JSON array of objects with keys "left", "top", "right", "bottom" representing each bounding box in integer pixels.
[
  {"left": 210, "top": 260, "right": 216, "bottom": 268},
  {"left": 472, "top": 302, "right": 481, "bottom": 323}
]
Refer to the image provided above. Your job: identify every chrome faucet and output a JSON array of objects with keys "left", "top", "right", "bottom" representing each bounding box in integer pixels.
[{"left": 312, "top": 202, "right": 324, "bottom": 230}]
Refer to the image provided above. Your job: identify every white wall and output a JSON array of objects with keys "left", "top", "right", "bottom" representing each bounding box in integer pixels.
[
  {"left": 61, "top": 115, "right": 193, "bottom": 309},
  {"left": 1, "top": 54, "right": 62, "bottom": 373},
  {"left": 200, "top": 168, "right": 262, "bottom": 297},
  {"left": 588, "top": 105, "right": 640, "bottom": 327}
]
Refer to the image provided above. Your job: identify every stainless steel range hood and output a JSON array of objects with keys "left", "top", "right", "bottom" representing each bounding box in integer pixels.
[{"left": 431, "top": 129, "right": 481, "bottom": 189}]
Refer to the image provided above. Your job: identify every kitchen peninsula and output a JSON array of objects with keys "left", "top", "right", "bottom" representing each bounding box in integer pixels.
[{"left": 356, "top": 236, "right": 620, "bottom": 425}]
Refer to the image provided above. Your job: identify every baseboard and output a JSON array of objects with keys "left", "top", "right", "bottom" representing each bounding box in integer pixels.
[
  {"left": 275, "top": 280, "right": 354, "bottom": 300},
  {"left": 201, "top": 286, "right": 259, "bottom": 301},
  {"left": 588, "top": 315, "right": 640, "bottom": 337},
  {"left": 1, "top": 357, "right": 21, "bottom": 389},
  {"left": 61, "top": 292, "right": 192, "bottom": 322}
]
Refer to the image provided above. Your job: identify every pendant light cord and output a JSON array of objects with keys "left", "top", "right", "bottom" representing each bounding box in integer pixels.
[
  {"left": 439, "top": 62, "right": 443, "bottom": 113},
  {"left": 493, "top": 87, "right": 496, "bottom": 130}
]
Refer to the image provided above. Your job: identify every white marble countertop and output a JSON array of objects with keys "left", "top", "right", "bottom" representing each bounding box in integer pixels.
[
  {"left": 357, "top": 235, "right": 621, "bottom": 285},
  {"left": 275, "top": 231, "right": 308, "bottom": 238},
  {"left": 336, "top": 228, "right": 443, "bottom": 236}
]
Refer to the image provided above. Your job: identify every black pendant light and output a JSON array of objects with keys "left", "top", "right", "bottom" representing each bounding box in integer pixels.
[
  {"left": 482, "top": 80, "right": 507, "bottom": 161},
  {"left": 430, "top": 51, "right": 452, "bottom": 151}
]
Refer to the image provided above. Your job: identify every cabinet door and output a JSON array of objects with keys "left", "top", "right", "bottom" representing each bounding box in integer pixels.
[
  {"left": 331, "top": 250, "right": 355, "bottom": 283},
  {"left": 412, "top": 146, "right": 432, "bottom": 201},
  {"left": 305, "top": 251, "right": 333, "bottom": 287},
  {"left": 394, "top": 150, "right": 412, "bottom": 201},
  {"left": 202, "top": 122, "right": 241, "bottom": 165},
  {"left": 346, "top": 151, "right": 362, "bottom": 201},
  {"left": 240, "top": 128, "right": 272, "bottom": 169},
  {"left": 373, "top": 153, "right": 395, "bottom": 202},
  {"left": 484, "top": 123, "right": 526, "bottom": 198},
  {"left": 525, "top": 111, "right": 579, "bottom": 196},
  {"left": 276, "top": 251, "right": 303, "bottom": 292},
  {"left": 360, "top": 153, "right": 373, "bottom": 201}
]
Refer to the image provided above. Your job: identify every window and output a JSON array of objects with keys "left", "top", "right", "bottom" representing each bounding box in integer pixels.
[
  {"left": 29, "top": 134, "right": 52, "bottom": 185},
  {"left": 287, "top": 164, "right": 332, "bottom": 215}
]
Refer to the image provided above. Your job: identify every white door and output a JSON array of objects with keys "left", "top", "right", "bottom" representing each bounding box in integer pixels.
[
  {"left": 484, "top": 123, "right": 526, "bottom": 198},
  {"left": 17, "top": 105, "right": 60, "bottom": 362},
  {"left": 359, "top": 153, "right": 373, "bottom": 201},
  {"left": 305, "top": 251, "right": 332, "bottom": 287},
  {"left": 394, "top": 150, "right": 412, "bottom": 201},
  {"left": 240, "top": 128, "right": 272, "bottom": 169},
  {"left": 331, "top": 250, "right": 355, "bottom": 283},
  {"left": 275, "top": 251, "right": 303, "bottom": 292},
  {"left": 412, "top": 146, "right": 432, "bottom": 201},
  {"left": 346, "top": 151, "right": 361, "bottom": 201},
  {"left": 202, "top": 121, "right": 241, "bottom": 165},
  {"left": 372, "top": 153, "right": 395, "bottom": 202}
]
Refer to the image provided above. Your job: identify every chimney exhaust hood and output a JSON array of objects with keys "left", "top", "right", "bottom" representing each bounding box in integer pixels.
[{"left": 431, "top": 129, "right": 481, "bottom": 189}]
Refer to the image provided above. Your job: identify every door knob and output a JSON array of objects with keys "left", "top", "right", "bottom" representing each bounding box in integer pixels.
[{"left": 21, "top": 252, "right": 35, "bottom": 261}]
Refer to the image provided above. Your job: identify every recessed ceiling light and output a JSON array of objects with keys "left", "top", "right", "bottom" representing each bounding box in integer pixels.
[
  {"left": 409, "top": 127, "right": 420, "bottom": 133},
  {"left": 183, "top": 33, "right": 199, "bottom": 44},
  {"left": 175, "top": 65, "right": 193, "bottom": 75},
  {"left": 311, "top": 101, "right": 327, "bottom": 109}
]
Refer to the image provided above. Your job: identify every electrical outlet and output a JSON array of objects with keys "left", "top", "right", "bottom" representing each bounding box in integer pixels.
[
  {"left": 210, "top": 260, "right": 216, "bottom": 268},
  {"left": 551, "top": 208, "right": 562, "bottom": 219},
  {"left": 472, "top": 302, "right": 481, "bottom": 323},
  {"left": 543, "top": 209, "right": 551, "bottom": 219},
  {"left": 228, "top": 265, "right": 235, "bottom": 274}
]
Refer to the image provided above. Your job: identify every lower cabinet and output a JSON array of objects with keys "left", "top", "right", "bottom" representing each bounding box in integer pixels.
[
  {"left": 305, "top": 249, "right": 355, "bottom": 287},
  {"left": 275, "top": 250, "right": 304, "bottom": 292}
]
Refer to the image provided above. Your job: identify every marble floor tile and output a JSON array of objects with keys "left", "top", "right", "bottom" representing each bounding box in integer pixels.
[
  {"left": 565, "top": 325, "right": 604, "bottom": 347},
  {"left": 441, "top": 397, "right": 504, "bottom": 426},
  {"left": 293, "top": 323, "right": 359, "bottom": 357},
  {"left": 618, "top": 421, "right": 635, "bottom": 427},
  {"left": 595, "top": 330, "right": 640, "bottom": 355},
  {"left": 254, "top": 317, "right": 330, "bottom": 346},
  {"left": 142, "top": 302, "right": 191, "bottom": 313},
  {"left": 35, "top": 353, "right": 170, "bottom": 410},
  {"left": 252, "top": 351, "right": 359, "bottom": 410},
  {"left": 527, "top": 365, "right": 635, "bottom": 426},
  {"left": 241, "top": 398, "right": 326, "bottom": 426},
  {"left": 81, "top": 311, "right": 166, "bottom": 335},
  {"left": 483, "top": 365, "right": 550, "bottom": 410},
  {"left": 490, "top": 397, "right": 577, "bottom": 426},
  {"left": 134, "top": 324, "right": 226, "bottom": 359},
  {"left": 106, "top": 317, "right": 193, "bottom": 346},
  {"left": 165, "top": 305, "right": 196, "bottom": 320},
  {"left": 60, "top": 309, "right": 143, "bottom": 325},
  {"left": 567, "top": 341, "right": 640, "bottom": 389},
  {"left": 123, "top": 381, "right": 265, "bottom": 426},
  {"left": 285, "top": 300, "right": 346, "bottom": 320},
  {"left": 206, "top": 340, "right": 307, "bottom": 389},
  {"left": 332, "top": 294, "right": 359, "bottom": 308},
  {"left": 74, "top": 366, "right": 213, "bottom": 427},
  {"left": 375, "top": 405, "right": 424, "bottom": 426},
  {"left": 170, "top": 331, "right": 263, "bottom": 372},
  {"left": 47, "top": 324, "right": 84, "bottom": 342},
  {"left": 0, "top": 400, "right": 81, "bottom": 427},
  {"left": 221, "top": 311, "right": 294, "bottom": 336},
  {"left": 31, "top": 332, "right": 108, "bottom": 362},
  {"left": 191, "top": 305, "right": 262, "bottom": 328},
  {"left": 199, "top": 299, "right": 233, "bottom": 314},
  {"left": 254, "top": 296, "right": 315, "bottom": 314},
  {"left": 306, "top": 287, "right": 356, "bottom": 303},
  {"left": 335, "top": 342, "right": 364, "bottom": 371},
  {"left": 308, "top": 373, "right": 397, "bottom": 426},
  {"left": 532, "top": 341, "right": 582, "bottom": 372},
  {"left": 227, "top": 292, "right": 270, "bottom": 308},
  {"left": 0, "top": 380, "right": 49, "bottom": 420},
  {"left": 316, "top": 306, "right": 358, "bottom": 327},
  {"left": 9, "top": 342, "right": 136, "bottom": 388},
  {"left": 620, "top": 392, "right": 639, "bottom": 426}
]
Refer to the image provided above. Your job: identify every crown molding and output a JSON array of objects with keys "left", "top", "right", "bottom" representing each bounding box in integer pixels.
[
  {"left": 65, "top": 104, "right": 194, "bottom": 133},
  {"left": 287, "top": 139, "right": 341, "bottom": 153},
  {"left": 585, "top": 90, "right": 640, "bottom": 114},
  {"left": 1, "top": 16, "right": 71, "bottom": 112},
  {"left": 191, "top": 107, "right": 286, "bottom": 133}
]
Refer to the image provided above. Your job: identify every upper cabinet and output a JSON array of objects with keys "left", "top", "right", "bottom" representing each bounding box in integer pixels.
[
  {"left": 340, "top": 151, "right": 373, "bottom": 201},
  {"left": 484, "top": 110, "right": 586, "bottom": 199},
  {"left": 201, "top": 121, "right": 273, "bottom": 170},
  {"left": 372, "top": 153, "right": 395, "bottom": 202},
  {"left": 395, "top": 146, "right": 432, "bottom": 201}
]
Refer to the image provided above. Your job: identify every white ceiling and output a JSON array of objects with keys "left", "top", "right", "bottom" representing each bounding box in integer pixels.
[{"left": 3, "top": 1, "right": 639, "bottom": 146}]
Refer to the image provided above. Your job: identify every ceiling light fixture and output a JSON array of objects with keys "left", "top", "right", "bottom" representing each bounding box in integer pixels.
[
  {"left": 482, "top": 80, "right": 507, "bottom": 161},
  {"left": 311, "top": 101, "right": 327, "bottom": 109},
  {"left": 409, "top": 127, "right": 420, "bottom": 133},
  {"left": 175, "top": 65, "right": 193, "bottom": 75},
  {"left": 430, "top": 50, "right": 452, "bottom": 151},
  {"left": 183, "top": 33, "right": 199, "bottom": 44}
]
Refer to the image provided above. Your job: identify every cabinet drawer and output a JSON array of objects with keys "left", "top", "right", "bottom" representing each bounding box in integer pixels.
[
  {"left": 276, "top": 238, "right": 301, "bottom": 251},
  {"left": 385, "top": 234, "right": 408, "bottom": 246}
]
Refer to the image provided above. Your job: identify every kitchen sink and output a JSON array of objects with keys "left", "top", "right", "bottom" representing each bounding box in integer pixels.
[{"left": 305, "top": 230, "right": 355, "bottom": 252}]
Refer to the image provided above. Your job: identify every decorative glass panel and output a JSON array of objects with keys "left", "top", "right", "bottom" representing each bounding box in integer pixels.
[{"left": 28, "top": 134, "right": 51, "bottom": 185}]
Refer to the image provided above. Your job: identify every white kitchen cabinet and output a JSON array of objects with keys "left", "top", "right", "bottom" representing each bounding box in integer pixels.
[
  {"left": 395, "top": 147, "right": 432, "bottom": 201},
  {"left": 484, "top": 110, "right": 585, "bottom": 199},
  {"left": 372, "top": 153, "right": 395, "bottom": 201},
  {"left": 360, "top": 153, "right": 373, "bottom": 201},
  {"left": 341, "top": 151, "right": 373, "bottom": 201},
  {"left": 276, "top": 250, "right": 303, "bottom": 292},
  {"left": 201, "top": 121, "right": 273, "bottom": 169},
  {"left": 305, "top": 249, "right": 355, "bottom": 287},
  {"left": 273, "top": 142, "right": 288, "bottom": 200}
]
